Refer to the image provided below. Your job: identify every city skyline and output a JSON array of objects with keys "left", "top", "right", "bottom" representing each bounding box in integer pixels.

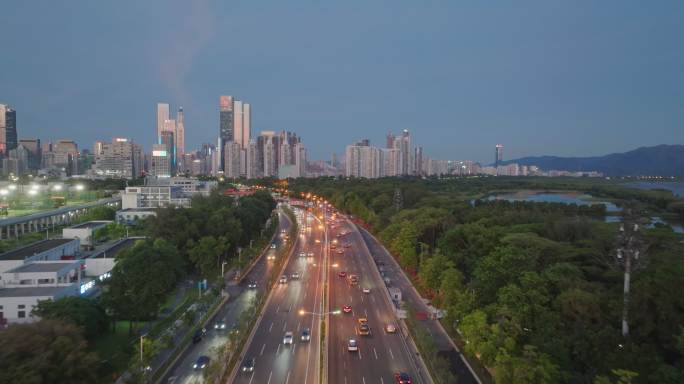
[{"left": 2, "top": 1, "right": 684, "bottom": 163}]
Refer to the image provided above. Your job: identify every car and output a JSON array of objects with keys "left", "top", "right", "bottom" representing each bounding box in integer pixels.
[
  {"left": 315, "top": 239, "right": 321, "bottom": 243},
  {"left": 214, "top": 319, "right": 227, "bottom": 330},
  {"left": 299, "top": 251, "right": 306, "bottom": 257},
  {"left": 307, "top": 252, "right": 314, "bottom": 257},
  {"left": 242, "top": 357, "right": 255, "bottom": 373},
  {"left": 362, "top": 287, "right": 371, "bottom": 294},
  {"left": 336, "top": 249, "right": 344, "bottom": 254},
  {"left": 330, "top": 244, "right": 336, "bottom": 249},
  {"left": 385, "top": 323, "right": 397, "bottom": 333},
  {"left": 193, "top": 355, "right": 210, "bottom": 370},
  {"left": 338, "top": 271, "right": 347, "bottom": 278},
  {"left": 342, "top": 305, "right": 352, "bottom": 313},
  {"left": 344, "top": 243, "right": 352, "bottom": 248},
  {"left": 291, "top": 272, "right": 300, "bottom": 280},
  {"left": 271, "top": 243, "right": 277, "bottom": 249},
  {"left": 283, "top": 331, "right": 293, "bottom": 345},
  {"left": 192, "top": 329, "right": 205, "bottom": 343},
  {"left": 279, "top": 275, "right": 288, "bottom": 284},
  {"left": 394, "top": 372, "right": 412, "bottom": 384},
  {"left": 247, "top": 281, "right": 258, "bottom": 289},
  {"left": 267, "top": 253, "right": 276, "bottom": 260},
  {"left": 357, "top": 318, "right": 370, "bottom": 335},
  {"left": 301, "top": 328, "right": 311, "bottom": 341},
  {"left": 347, "top": 338, "right": 358, "bottom": 352}
]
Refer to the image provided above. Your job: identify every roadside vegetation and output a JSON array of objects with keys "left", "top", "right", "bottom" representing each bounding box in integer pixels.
[
  {"left": 0, "top": 188, "right": 276, "bottom": 383},
  {"left": 290, "top": 176, "right": 684, "bottom": 384}
]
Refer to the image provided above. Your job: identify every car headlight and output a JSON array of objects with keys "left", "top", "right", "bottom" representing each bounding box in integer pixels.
[{"left": 193, "top": 364, "right": 198, "bottom": 369}]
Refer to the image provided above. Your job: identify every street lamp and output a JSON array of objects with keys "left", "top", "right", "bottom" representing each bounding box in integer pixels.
[
  {"left": 75, "top": 184, "right": 85, "bottom": 191},
  {"left": 221, "top": 261, "right": 228, "bottom": 278}
]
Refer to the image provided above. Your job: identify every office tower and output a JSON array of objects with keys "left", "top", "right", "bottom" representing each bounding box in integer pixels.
[
  {"left": 2, "top": 145, "right": 29, "bottom": 176},
  {"left": 18, "top": 139, "right": 41, "bottom": 170},
  {"left": 0, "top": 104, "right": 18, "bottom": 157},
  {"left": 157, "top": 103, "right": 170, "bottom": 142},
  {"left": 49, "top": 140, "right": 79, "bottom": 175},
  {"left": 234, "top": 100, "right": 244, "bottom": 150},
  {"left": 383, "top": 148, "right": 401, "bottom": 176},
  {"left": 495, "top": 144, "right": 504, "bottom": 168},
  {"left": 246, "top": 141, "right": 260, "bottom": 179},
  {"left": 219, "top": 96, "right": 234, "bottom": 171},
  {"left": 399, "top": 129, "right": 411, "bottom": 175},
  {"left": 160, "top": 131, "right": 175, "bottom": 175},
  {"left": 243, "top": 103, "right": 251, "bottom": 148},
  {"left": 92, "top": 138, "right": 143, "bottom": 178},
  {"left": 386, "top": 132, "right": 396, "bottom": 149},
  {"left": 414, "top": 146, "right": 424, "bottom": 176},
  {"left": 151, "top": 143, "right": 171, "bottom": 177},
  {"left": 176, "top": 107, "right": 185, "bottom": 164},
  {"left": 259, "top": 131, "right": 278, "bottom": 177}
]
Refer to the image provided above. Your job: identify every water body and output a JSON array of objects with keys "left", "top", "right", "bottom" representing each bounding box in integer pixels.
[
  {"left": 487, "top": 191, "right": 620, "bottom": 212},
  {"left": 625, "top": 181, "right": 684, "bottom": 197},
  {"left": 490, "top": 191, "right": 683, "bottom": 234}
]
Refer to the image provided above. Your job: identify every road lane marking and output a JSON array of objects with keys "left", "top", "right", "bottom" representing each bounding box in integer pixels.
[
  {"left": 267, "top": 370, "right": 273, "bottom": 384},
  {"left": 364, "top": 309, "right": 368, "bottom": 317},
  {"left": 371, "top": 296, "right": 375, "bottom": 303},
  {"left": 373, "top": 347, "right": 378, "bottom": 359},
  {"left": 285, "top": 371, "right": 291, "bottom": 384},
  {"left": 276, "top": 304, "right": 280, "bottom": 312},
  {"left": 380, "top": 377, "right": 384, "bottom": 384},
  {"left": 289, "top": 303, "right": 293, "bottom": 313},
  {"left": 248, "top": 371, "right": 255, "bottom": 384},
  {"left": 260, "top": 343, "right": 266, "bottom": 356},
  {"left": 269, "top": 322, "right": 274, "bottom": 332},
  {"left": 276, "top": 344, "right": 281, "bottom": 354},
  {"left": 361, "top": 296, "right": 364, "bottom": 303},
  {"left": 297, "top": 321, "right": 301, "bottom": 331},
  {"left": 292, "top": 342, "right": 297, "bottom": 355},
  {"left": 359, "top": 348, "right": 362, "bottom": 360},
  {"left": 362, "top": 377, "right": 366, "bottom": 384},
  {"left": 389, "top": 348, "right": 394, "bottom": 359},
  {"left": 282, "top": 321, "right": 287, "bottom": 332}
]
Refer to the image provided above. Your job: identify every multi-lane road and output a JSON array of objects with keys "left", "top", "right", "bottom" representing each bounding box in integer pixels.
[
  {"left": 161, "top": 210, "right": 291, "bottom": 384},
  {"left": 327, "top": 218, "right": 423, "bottom": 384},
  {"left": 230, "top": 206, "right": 427, "bottom": 384},
  {"left": 232, "top": 208, "right": 325, "bottom": 384}
]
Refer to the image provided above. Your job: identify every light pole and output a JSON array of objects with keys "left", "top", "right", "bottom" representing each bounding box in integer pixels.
[{"left": 221, "top": 261, "right": 228, "bottom": 278}]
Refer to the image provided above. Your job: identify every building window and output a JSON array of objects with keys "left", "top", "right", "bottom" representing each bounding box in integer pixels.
[
  {"left": 18, "top": 304, "right": 25, "bottom": 309},
  {"left": 18, "top": 311, "right": 26, "bottom": 318}
]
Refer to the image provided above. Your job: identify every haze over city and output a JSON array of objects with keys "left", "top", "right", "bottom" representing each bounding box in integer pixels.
[{"left": 2, "top": 0, "right": 683, "bottom": 162}]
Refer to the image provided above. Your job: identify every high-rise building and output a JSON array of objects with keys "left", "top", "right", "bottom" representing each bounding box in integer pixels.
[
  {"left": 495, "top": 144, "right": 504, "bottom": 169},
  {"left": 18, "top": 138, "right": 41, "bottom": 170},
  {"left": 243, "top": 103, "right": 251, "bottom": 148},
  {"left": 92, "top": 138, "right": 143, "bottom": 178},
  {"left": 0, "top": 104, "right": 18, "bottom": 157},
  {"left": 156, "top": 103, "right": 170, "bottom": 143},
  {"left": 219, "top": 96, "right": 234, "bottom": 171},
  {"left": 151, "top": 143, "right": 171, "bottom": 177},
  {"left": 294, "top": 142, "right": 307, "bottom": 178},
  {"left": 234, "top": 100, "right": 244, "bottom": 150},
  {"left": 345, "top": 140, "right": 382, "bottom": 178},
  {"left": 224, "top": 141, "right": 242, "bottom": 178},
  {"left": 160, "top": 130, "right": 175, "bottom": 175},
  {"left": 176, "top": 107, "right": 185, "bottom": 165}
]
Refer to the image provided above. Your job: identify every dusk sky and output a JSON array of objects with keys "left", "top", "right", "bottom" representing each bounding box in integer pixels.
[{"left": 2, "top": 1, "right": 683, "bottom": 163}]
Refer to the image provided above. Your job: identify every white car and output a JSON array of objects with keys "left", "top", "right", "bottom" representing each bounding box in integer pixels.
[
  {"left": 347, "top": 338, "right": 358, "bottom": 352},
  {"left": 279, "top": 275, "right": 288, "bottom": 284},
  {"left": 299, "top": 252, "right": 306, "bottom": 257},
  {"left": 291, "top": 272, "right": 300, "bottom": 280},
  {"left": 307, "top": 252, "right": 314, "bottom": 257},
  {"left": 362, "top": 287, "right": 371, "bottom": 294},
  {"left": 283, "top": 332, "right": 293, "bottom": 345}
]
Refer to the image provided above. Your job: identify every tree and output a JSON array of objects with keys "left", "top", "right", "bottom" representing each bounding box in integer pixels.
[
  {"left": 102, "top": 239, "right": 183, "bottom": 333},
  {"left": 0, "top": 319, "right": 100, "bottom": 384},
  {"left": 418, "top": 252, "right": 454, "bottom": 292},
  {"left": 32, "top": 296, "right": 109, "bottom": 339},
  {"left": 188, "top": 236, "right": 229, "bottom": 278},
  {"left": 392, "top": 222, "right": 419, "bottom": 272},
  {"left": 495, "top": 345, "right": 561, "bottom": 384}
]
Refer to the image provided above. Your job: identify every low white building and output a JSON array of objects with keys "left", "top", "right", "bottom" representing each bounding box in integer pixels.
[
  {"left": 0, "top": 260, "right": 83, "bottom": 325},
  {"left": 62, "top": 220, "right": 112, "bottom": 248},
  {"left": 0, "top": 238, "right": 80, "bottom": 273},
  {"left": 115, "top": 208, "right": 157, "bottom": 225},
  {"left": 121, "top": 185, "right": 190, "bottom": 209}
]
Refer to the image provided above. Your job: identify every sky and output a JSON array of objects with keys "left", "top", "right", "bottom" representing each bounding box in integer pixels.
[{"left": 1, "top": 0, "right": 683, "bottom": 163}]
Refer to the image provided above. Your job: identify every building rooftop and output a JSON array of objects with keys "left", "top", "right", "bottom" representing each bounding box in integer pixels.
[
  {"left": 86, "top": 237, "right": 140, "bottom": 259},
  {"left": 69, "top": 221, "right": 112, "bottom": 229},
  {"left": 6, "top": 261, "right": 80, "bottom": 273},
  {"left": 0, "top": 239, "right": 76, "bottom": 261},
  {"left": 0, "top": 286, "right": 71, "bottom": 298}
]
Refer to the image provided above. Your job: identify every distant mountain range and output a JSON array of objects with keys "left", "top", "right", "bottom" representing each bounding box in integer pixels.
[{"left": 501, "top": 145, "right": 684, "bottom": 176}]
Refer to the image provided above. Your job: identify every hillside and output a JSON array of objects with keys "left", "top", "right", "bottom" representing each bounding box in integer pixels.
[{"left": 502, "top": 144, "right": 684, "bottom": 176}]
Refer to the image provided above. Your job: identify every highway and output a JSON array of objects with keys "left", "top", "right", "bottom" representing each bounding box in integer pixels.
[
  {"left": 232, "top": 207, "right": 325, "bottom": 384},
  {"left": 327, "top": 217, "right": 422, "bottom": 384},
  {"left": 161, "top": 210, "right": 291, "bottom": 384}
]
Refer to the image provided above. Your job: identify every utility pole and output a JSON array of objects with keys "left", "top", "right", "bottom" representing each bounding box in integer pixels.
[{"left": 614, "top": 204, "right": 648, "bottom": 337}]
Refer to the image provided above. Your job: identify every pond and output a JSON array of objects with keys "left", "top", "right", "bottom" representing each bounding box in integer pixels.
[{"left": 488, "top": 191, "right": 683, "bottom": 234}]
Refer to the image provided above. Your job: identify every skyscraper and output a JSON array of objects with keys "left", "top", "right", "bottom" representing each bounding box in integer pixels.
[
  {"left": 18, "top": 138, "right": 41, "bottom": 170},
  {"left": 234, "top": 100, "right": 244, "bottom": 150},
  {"left": 495, "top": 144, "right": 504, "bottom": 168},
  {"left": 151, "top": 143, "right": 171, "bottom": 177},
  {"left": 219, "top": 96, "right": 234, "bottom": 171},
  {"left": 176, "top": 107, "right": 185, "bottom": 164},
  {"left": 243, "top": 103, "right": 251, "bottom": 148},
  {"left": 156, "top": 103, "right": 170, "bottom": 143},
  {"left": 0, "top": 104, "right": 18, "bottom": 157},
  {"left": 160, "top": 130, "right": 175, "bottom": 175},
  {"left": 92, "top": 138, "right": 143, "bottom": 178}
]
